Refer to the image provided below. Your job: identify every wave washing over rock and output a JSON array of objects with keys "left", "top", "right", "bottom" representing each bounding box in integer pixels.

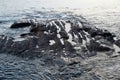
[{"left": 0, "top": 14, "right": 120, "bottom": 80}]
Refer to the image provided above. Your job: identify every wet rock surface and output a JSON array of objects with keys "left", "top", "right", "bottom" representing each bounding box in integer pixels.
[
  {"left": 10, "top": 19, "right": 31, "bottom": 28},
  {"left": 1, "top": 16, "right": 120, "bottom": 55},
  {"left": 0, "top": 15, "right": 120, "bottom": 80}
]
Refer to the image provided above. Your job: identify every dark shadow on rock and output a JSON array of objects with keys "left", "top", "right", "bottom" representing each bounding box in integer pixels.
[{"left": 10, "top": 23, "right": 31, "bottom": 28}]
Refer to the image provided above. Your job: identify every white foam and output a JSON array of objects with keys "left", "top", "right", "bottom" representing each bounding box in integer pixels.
[
  {"left": 13, "top": 38, "right": 26, "bottom": 42},
  {"left": 52, "top": 21, "right": 61, "bottom": 33},
  {"left": 86, "top": 36, "right": 91, "bottom": 43},
  {"left": 49, "top": 22, "right": 52, "bottom": 26},
  {"left": 77, "top": 21, "right": 83, "bottom": 28},
  {"left": 57, "top": 34, "right": 61, "bottom": 38},
  {"left": 65, "top": 23, "right": 71, "bottom": 33},
  {"left": 83, "top": 30, "right": 89, "bottom": 36},
  {"left": 41, "top": 50, "right": 45, "bottom": 53},
  {"left": 6, "top": 37, "right": 9, "bottom": 41},
  {"left": 78, "top": 32, "right": 85, "bottom": 44},
  {"left": 44, "top": 31, "right": 48, "bottom": 34},
  {"left": 60, "top": 39, "right": 64, "bottom": 45},
  {"left": 36, "top": 45, "right": 39, "bottom": 48},
  {"left": 61, "top": 56, "right": 70, "bottom": 62},
  {"left": 2, "top": 36, "right": 6, "bottom": 40},
  {"left": 49, "top": 40, "right": 56, "bottom": 45},
  {"left": 67, "top": 33, "right": 76, "bottom": 46},
  {"left": 82, "top": 39, "right": 86, "bottom": 46},
  {"left": 74, "top": 46, "right": 81, "bottom": 50},
  {"left": 114, "top": 44, "right": 120, "bottom": 53},
  {"left": 59, "top": 20, "right": 65, "bottom": 29},
  {"left": 114, "top": 37, "right": 118, "bottom": 41}
]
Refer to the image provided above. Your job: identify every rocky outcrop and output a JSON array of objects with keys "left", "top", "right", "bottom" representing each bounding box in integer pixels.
[
  {"left": 0, "top": 15, "right": 120, "bottom": 80},
  {"left": 0, "top": 16, "right": 120, "bottom": 58}
]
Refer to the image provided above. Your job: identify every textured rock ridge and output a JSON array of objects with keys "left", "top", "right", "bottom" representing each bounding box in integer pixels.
[{"left": 0, "top": 16, "right": 120, "bottom": 58}]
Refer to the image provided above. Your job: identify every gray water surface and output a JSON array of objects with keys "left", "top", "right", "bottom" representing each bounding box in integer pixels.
[{"left": 0, "top": 0, "right": 120, "bottom": 37}]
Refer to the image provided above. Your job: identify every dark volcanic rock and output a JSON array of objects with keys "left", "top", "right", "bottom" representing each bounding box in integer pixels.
[
  {"left": 0, "top": 34, "right": 50, "bottom": 57},
  {"left": 115, "top": 39, "right": 120, "bottom": 47},
  {"left": 2, "top": 37, "right": 14, "bottom": 52},
  {"left": 10, "top": 19, "right": 31, "bottom": 28},
  {"left": 0, "top": 35, "right": 14, "bottom": 52},
  {"left": 64, "top": 40, "right": 76, "bottom": 53},
  {"left": 20, "top": 33, "right": 34, "bottom": 37},
  {"left": 0, "top": 15, "right": 120, "bottom": 80},
  {"left": 0, "top": 35, "right": 7, "bottom": 50},
  {"left": 0, "top": 16, "right": 119, "bottom": 57},
  {"left": 11, "top": 22, "right": 31, "bottom": 28},
  {"left": 3, "top": 36, "right": 38, "bottom": 55},
  {"left": 86, "top": 38, "right": 114, "bottom": 52},
  {"left": 30, "top": 22, "right": 46, "bottom": 33},
  {"left": 88, "top": 28, "right": 115, "bottom": 43},
  {"left": 37, "top": 32, "right": 49, "bottom": 49},
  {"left": 86, "top": 39, "right": 100, "bottom": 52}
]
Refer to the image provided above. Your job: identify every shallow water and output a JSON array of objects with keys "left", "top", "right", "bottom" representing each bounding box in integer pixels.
[{"left": 0, "top": 0, "right": 120, "bottom": 37}]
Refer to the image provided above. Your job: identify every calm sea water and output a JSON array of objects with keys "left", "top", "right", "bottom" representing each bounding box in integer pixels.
[{"left": 0, "top": 0, "right": 120, "bottom": 37}]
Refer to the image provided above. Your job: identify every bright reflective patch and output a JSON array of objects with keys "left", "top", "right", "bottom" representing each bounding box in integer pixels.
[
  {"left": 49, "top": 40, "right": 56, "bottom": 45},
  {"left": 13, "top": 38, "right": 25, "bottom": 42},
  {"left": 65, "top": 23, "right": 71, "bottom": 33},
  {"left": 60, "top": 38, "right": 64, "bottom": 45},
  {"left": 36, "top": 45, "right": 39, "bottom": 48},
  {"left": 114, "top": 44, "right": 120, "bottom": 53}
]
